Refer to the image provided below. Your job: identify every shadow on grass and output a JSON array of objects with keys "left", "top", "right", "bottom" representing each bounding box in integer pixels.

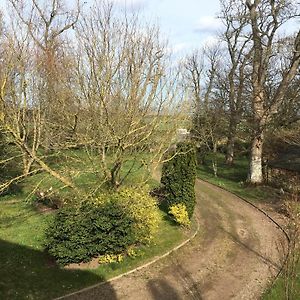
[
  {"left": 0, "top": 239, "right": 115, "bottom": 300},
  {"left": 0, "top": 182, "right": 24, "bottom": 199},
  {"left": 0, "top": 209, "right": 38, "bottom": 229}
]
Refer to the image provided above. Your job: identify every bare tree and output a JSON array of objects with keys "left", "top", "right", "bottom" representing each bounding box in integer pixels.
[
  {"left": 0, "top": 33, "right": 79, "bottom": 192},
  {"left": 0, "top": 1, "right": 193, "bottom": 195},
  {"left": 182, "top": 50, "right": 203, "bottom": 114},
  {"left": 74, "top": 3, "right": 183, "bottom": 189},
  {"left": 245, "top": 0, "right": 300, "bottom": 183},
  {"left": 183, "top": 46, "right": 226, "bottom": 175},
  {"left": 0, "top": 0, "right": 81, "bottom": 193},
  {"left": 219, "top": 0, "right": 251, "bottom": 165},
  {"left": 9, "top": 0, "right": 80, "bottom": 151}
]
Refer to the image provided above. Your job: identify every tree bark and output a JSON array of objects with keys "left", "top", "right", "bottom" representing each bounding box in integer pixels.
[
  {"left": 249, "top": 132, "right": 264, "bottom": 183},
  {"left": 22, "top": 153, "right": 34, "bottom": 177},
  {"left": 226, "top": 117, "right": 238, "bottom": 165},
  {"left": 226, "top": 137, "right": 235, "bottom": 165},
  {"left": 212, "top": 141, "right": 218, "bottom": 177},
  {"left": 246, "top": 0, "right": 266, "bottom": 184},
  {"left": 110, "top": 160, "right": 122, "bottom": 189}
]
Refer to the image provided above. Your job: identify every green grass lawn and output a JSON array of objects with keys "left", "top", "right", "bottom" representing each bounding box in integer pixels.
[
  {"left": 0, "top": 199, "right": 188, "bottom": 299},
  {"left": 0, "top": 149, "right": 191, "bottom": 299},
  {"left": 0, "top": 149, "right": 156, "bottom": 204},
  {"left": 262, "top": 273, "right": 300, "bottom": 300},
  {"left": 197, "top": 152, "right": 279, "bottom": 203}
]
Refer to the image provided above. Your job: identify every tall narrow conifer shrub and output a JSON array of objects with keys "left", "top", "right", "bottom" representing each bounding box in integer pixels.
[{"left": 161, "top": 142, "right": 196, "bottom": 218}]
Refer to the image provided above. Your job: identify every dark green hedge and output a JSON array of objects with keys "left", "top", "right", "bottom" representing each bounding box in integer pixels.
[
  {"left": 161, "top": 142, "right": 196, "bottom": 218},
  {"left": 45, "top": 199, "right": 135, "bottom": 266}
]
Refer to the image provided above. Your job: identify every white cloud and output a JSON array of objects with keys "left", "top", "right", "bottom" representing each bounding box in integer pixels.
[{"left": 194, "top": 16, "right": 222, "bottom": 33}]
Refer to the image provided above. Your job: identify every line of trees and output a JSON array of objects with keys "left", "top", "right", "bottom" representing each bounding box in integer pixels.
[
  {"left": 184, "top": 0, "right": 300, "bottom": 184},
  {"left": 0, "top": 0, "right": 299, "bottom": 193}
]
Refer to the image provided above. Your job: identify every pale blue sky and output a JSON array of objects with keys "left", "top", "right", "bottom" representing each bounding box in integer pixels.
[
  {"left": 110, "top": 0, "right": 299, "bottom": 57},
  {"left": 1, "top": 0, "right": 298, "bottom": 58},
  {"left": 111, "top": 0, "right": 222, "bottom": 55},
  {"left": 0, "top": 0, "right": 222, "bottom": 55}
]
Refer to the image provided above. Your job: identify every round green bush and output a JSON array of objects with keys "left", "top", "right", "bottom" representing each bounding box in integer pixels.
[{"left": 45, "top": 188, "right": 160, "bottom": 265}]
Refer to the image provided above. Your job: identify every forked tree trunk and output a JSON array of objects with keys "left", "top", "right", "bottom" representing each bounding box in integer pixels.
[
  {"left": 22, "top": 153, "right": 34, "bottom": 177},
  {"left": 248, "top": 132, "right": 264, "bottom": 184},
  {"left": 110, "top": 160, "right": 122, "bottom": 189}
]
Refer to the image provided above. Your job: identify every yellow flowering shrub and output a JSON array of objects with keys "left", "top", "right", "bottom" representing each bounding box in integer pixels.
[
  {"left": 46, "top": 187, "right": 160, "bottom": 265},
  {"left": 126, "top": 246, "right": 137, "bottom": 257},
  {"left": 169, "top": 203, "right": 190, "bottom": 227},
  {"left": 118, "top": 187, "right": 160, "bottom": 244},
  {"left": 98, "top": 254, "right": 124, "bottom": 264}
]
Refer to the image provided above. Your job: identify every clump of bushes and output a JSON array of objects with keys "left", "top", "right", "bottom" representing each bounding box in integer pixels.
[
  {"left": 169, "top": 203, "right": 190, "bottom": 227},
  {"left": 45, "top": 187, "right": 160, "bottom": 265},
  {"left": 161, "top": 142, "right": 196, "bottom": 218}
]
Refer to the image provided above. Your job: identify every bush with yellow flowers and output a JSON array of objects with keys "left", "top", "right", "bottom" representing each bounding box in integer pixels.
[
  {"left": 45, "top": 187, "right": 160, "bottom": 265},
  {"left": 168, "top": 203, "right": 191, "bottom": 227}
]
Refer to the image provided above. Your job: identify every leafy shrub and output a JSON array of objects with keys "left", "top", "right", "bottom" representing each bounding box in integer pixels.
[
  {"left": 161, "top": 142, "right": 196, "bottom": 218},
  {"left": 169, "top": 203, "right": 190, "bottom": 227},
  {"left": 45, "top": 199, "right": 135, "bottom": 265},
  {"left": 126, "top": 246, "right": 139, "bottom": 257},
  {"left": 45, "top": 188, "right": 160, "bottom": 265},
  {"left": 118, "top": 187, "right": 160, "bottom": 244}
]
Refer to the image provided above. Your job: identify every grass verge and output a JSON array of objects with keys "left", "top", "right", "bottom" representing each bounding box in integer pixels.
[
  {"left": 197, "top": 152, "right": 279, "bottom": 203},
  {"left": 262, "top": 272, "right": 300, "bottom": 300}
]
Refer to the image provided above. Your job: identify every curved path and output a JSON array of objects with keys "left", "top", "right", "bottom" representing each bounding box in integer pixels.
[{"left": 61, "top": 180, "right": 287, "bottom": 300}]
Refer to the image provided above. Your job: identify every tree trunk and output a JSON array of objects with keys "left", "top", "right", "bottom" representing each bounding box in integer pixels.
[
  {"left": 34, "top": 155, "right": 77, "bottom": 190},
  {"left": 212, "top": 142, "right": 218, "bottom": 177},
  {"left": 22, "top": 142, "right": 78, "bottom": 191},
  {"left": 226, "top": 119, "right": 237, "bottom": 165},
  {"left": 248, "top": 132, "right": 264, "bottom": 184},
  {"left": 110, "top": 160, "right": 122, "bottom": 189},
  {"left": 226, "top": 137, "right": 235, "bottom": 165},
  {"left": 22, "top": 154, "right": 34, "bottom": 177}
]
